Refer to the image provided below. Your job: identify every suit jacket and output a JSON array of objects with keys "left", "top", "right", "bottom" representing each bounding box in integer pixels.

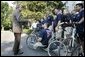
[{"left": 12, "top": 10, "right": 22, "bottom": 33}]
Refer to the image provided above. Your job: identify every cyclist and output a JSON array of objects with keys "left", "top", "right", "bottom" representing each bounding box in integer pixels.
[
  {"left": 74, "top": 3, "right": 84, "bottom": 55},
  {"left": 66, "top": 3, "right": 84, "bottom": 56},
  {"left": 40, "top": 11, "right": 54, "bottom": 32},
  {"left": 41, "top": 11, "right": 54, "bottom": 26},
  {"left": 36, "top": 20, "right": 43, "bottom": 31},
  {"left": 52, "top": 8, "right": 63, "bottom": 33},
  {"left": 61, "top": 9, "right": 73, "bottom": 38},
  {"left": 33, "top": 22, "right": 52, "bottom": 49}
]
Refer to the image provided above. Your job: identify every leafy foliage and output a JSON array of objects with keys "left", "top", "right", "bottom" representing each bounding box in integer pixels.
[
  {"left": 1, "top": 2, "right": 13, "bottom": 30},
  {"left": 1, "top": 1, "right": 65, "bottom": 30}
]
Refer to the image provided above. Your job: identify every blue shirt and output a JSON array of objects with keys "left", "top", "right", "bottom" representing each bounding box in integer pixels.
[
  {"left": 41, "top": 15, "right": 53, "bottom": 25},
  {"left": 61, "top": 13, "right": 72, "bottom": 22},
  {"left": 36, "top": 23, "right": 43, "bottom": 31},
  {"left": 46, "top": 15, "right": 54, "bottom": 25},
  {"left": 75, "top": 9, "right": 84, "bottom": 33},
  {"left": 71, "top": 13, "right": 79, "bottom": 22},
  {"left": 41, "top": 19, "right": 47, "bottom": 25},
  {"left": 54, "top": 14, "right": 63, "bottom": 27},
  {"left": 38, "top": 29, "right": 52, "bottom": 45}
]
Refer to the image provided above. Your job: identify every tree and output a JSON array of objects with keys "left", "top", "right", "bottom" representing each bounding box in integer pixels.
[
  {"left": 13, "top": 1, "right": 65, "bottom": 21},
  {"left": 1, "top": 1, "right": 65, "bottom": 30},
  {"left": 1, "top": 2, "right": 13, "bottom": 30}
]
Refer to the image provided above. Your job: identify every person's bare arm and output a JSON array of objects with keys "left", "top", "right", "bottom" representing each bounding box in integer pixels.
[
  {"left": 78, "top": 17, "right": 84, "bottom": 24},
  {"left": 55, "top": 20, "right": 64, "bottom": 31}
]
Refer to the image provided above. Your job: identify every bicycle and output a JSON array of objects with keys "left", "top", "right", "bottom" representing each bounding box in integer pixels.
[
  {"left": 26, "top": 28, "right": 40, "bottom": 49},
  {"left": 26, "top": 28, "right": 48, "bottom": 50},
  {"left": 59, "top": 22, "right": 84, "bottom": 56},
  {"left": 48, "top": 22, "right": 79, "bottom": 56},
  {"left": 48, "top": 22, "right": 68, "bottom": 56}
]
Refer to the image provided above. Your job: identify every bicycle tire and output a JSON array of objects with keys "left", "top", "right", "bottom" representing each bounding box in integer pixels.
[
  {"left": 71, "top": 45, "right": 80, "bottom": 56},
  {"left": 26, "top": 34, "right": 37, "bottom": 49},
  {"left": 58, "top": 40, "right": 67, "bottom": 56},
  {"left": 62, "top": 37, "right": 79, "bottom": 56},
  {"left": 48, "top": 40, "right": 67, "bottom": 56},
  {"left": 71, "top": 44, "right": 84, "bottom": 56}
]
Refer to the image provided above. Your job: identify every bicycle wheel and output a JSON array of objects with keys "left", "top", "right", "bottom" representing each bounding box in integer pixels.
[
  {"left": 71, "top": 45, "right": 84, "bottom": 56},
  {"left": 58, "top": 41, "right": 67, "bottom": 56},
  {"left": 26, "top": 34, "right": 37, "bottom": 49},
  {"left": 71, "top": 45, "right": 80, "bottom": 56},
  {"left": 48, "top": 41, "right": 60, "bottom": 56},
  {"left": 48, "top": 32, "right": 55, "bottom": 44},
  {"left": 48, "top": 37, "right": 56, "bottom": 44},
  {"left": 62, "top": 38, "right": 79, "bottom": 56},
  {"left": 48, "top": 36, "right": 63, "bottom": 44},
  {"left": 48, "top": 40, "right": 67, "bottom": 56}
]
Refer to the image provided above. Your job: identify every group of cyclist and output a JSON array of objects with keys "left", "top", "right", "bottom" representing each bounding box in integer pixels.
[{"left": 32, "top": 3, "right": 84, "bottom": 54}]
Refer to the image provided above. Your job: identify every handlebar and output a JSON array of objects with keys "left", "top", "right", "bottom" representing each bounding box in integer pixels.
[{"left": 59, "top": 22, "right": 77, "bottom": 28}]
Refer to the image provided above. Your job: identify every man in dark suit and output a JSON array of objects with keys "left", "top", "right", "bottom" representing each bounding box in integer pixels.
[{"left": 12, "top": 5, "right": 23, "bottom": 55}]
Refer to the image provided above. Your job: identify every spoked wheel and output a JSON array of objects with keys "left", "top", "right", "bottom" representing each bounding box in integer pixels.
[
  {"left": 48, "top": 36, "right": 64, "bottom": 44},
  {"left": 71, "top": 44, "right": 84, "bottom": 56},
  {"left": 71, "top": 46, "right": 80, "bottom": 56},
  {"left": 62, "top": 38, "right": 79, "bottom": 56},
  {"left": 26, "top": 34, "right": 37, "bottom": 49},
  {"left": 48, "top": 40, "right": 67, "bottom": 56},
  {"left": 58, "top": 41, "right": 67, "bottom": 56},
  {"left": 48, "top": 32, "right": 56, "bottom": 44},
  {"left": 48, "top": 37, "right": 56, "bottom": 44},
  {"left": 61, "top": 38, "right": 73, "bottom": 56},
  {"left": 48, "top": 41, "right": 60, "bottom": 56}
]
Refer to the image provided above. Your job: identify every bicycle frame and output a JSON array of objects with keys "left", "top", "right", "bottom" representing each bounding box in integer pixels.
[{"left": 71, "top": 27, "right": 76, "bottom": 47}]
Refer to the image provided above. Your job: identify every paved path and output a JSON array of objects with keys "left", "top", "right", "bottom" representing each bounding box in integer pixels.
[{"left": 1, "top": 31, "right": 48, "bottom": 56}]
